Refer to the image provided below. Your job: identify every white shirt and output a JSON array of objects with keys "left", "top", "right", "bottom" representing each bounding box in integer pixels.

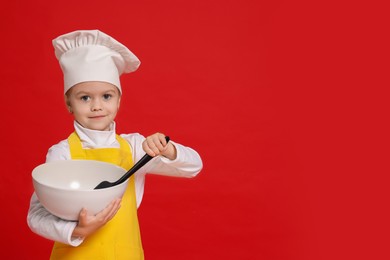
[{"left": 27, "top": 121, "right": 202, "bottom": 246}]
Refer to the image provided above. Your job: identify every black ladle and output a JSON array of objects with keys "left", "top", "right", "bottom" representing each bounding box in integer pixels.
[{"left": 94, "top": 136, "right": 170, "bottom": 189}]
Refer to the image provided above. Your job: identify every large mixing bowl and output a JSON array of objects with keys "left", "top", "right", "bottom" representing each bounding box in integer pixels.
[{"left": 32, "top": 160, "right": 128, "bottom": 221}]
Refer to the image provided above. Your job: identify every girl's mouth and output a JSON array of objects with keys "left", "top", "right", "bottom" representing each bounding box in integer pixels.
[{"left": 89, "top": 115, "right": 106, "bottom": 119}]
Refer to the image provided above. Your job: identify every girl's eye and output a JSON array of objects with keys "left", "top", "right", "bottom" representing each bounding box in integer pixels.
[
  {"left": 81, "top": 96, "right": 90, "bottom": 101},
  {"left": 103, "top": 94, "right": 112, "bottom": 100}
]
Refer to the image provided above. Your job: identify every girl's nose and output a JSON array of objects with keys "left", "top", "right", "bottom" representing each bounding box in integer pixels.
[{"left": 91, "top": 100, "right": 103, "bottom": 111}]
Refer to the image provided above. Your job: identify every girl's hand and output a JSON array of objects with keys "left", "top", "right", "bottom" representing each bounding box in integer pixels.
[
  {"left": 71, "top": 198, "right": 121, "bottom": 239},
  {"left": 142, "top": 133, "right": 177, "bottom": 160}
]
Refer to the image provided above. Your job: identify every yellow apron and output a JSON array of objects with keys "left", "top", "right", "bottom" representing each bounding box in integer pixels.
[{"left": 50, "top": 132, "right": 144, "bottom": 260}]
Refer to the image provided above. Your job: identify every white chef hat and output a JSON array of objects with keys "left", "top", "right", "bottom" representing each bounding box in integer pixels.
[{"left": 52, "top": 29, "right": 140, "bottom": 93}]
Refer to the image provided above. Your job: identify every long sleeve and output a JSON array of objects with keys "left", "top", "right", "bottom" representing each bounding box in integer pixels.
[
  {"left": 120, "top": 133, "right": 203, "bottom": 178},
  {"left": 27, "top": 193, "right": 83, "bottom": 246},
  {"left": 120, "top": 134, "right": 203, "bottom": 206},
  {"left": 145, "top": 141, "right": 203, "bottom": 178}
]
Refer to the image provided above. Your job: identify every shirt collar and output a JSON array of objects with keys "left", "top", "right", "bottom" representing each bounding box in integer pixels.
[{"left": 74, "top": 121, "right": 118, "bottom": 148}]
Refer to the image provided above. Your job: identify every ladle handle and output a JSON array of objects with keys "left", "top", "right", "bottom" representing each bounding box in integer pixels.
[{"left": 114, "top": 136, "right": 170, "bottom": 185}]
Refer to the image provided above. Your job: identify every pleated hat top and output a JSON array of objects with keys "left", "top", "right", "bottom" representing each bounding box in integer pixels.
[{"left": 52, "top": 29, "right": 140, "bottom": 93}]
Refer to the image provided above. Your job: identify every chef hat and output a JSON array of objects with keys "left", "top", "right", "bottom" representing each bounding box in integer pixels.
[{"left": 52, "top": 29, "right": 140, "bottom": 93}]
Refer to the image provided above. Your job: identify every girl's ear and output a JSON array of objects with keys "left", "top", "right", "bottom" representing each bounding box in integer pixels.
[{"left": 64, "top": 95, "right": 73, "bottom": 113}]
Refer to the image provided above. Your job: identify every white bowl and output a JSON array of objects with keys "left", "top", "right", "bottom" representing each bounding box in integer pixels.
[{"left": 32, "top": 160, "right": 128, "bottom": 221}]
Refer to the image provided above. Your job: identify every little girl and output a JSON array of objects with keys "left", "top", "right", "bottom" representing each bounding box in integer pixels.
[{"left": 27, "top": 29, "right": 202, "bottom": 260}]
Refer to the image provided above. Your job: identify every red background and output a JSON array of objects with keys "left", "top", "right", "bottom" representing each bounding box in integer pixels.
[{"left": 1, "top": 0, "right": 389, "bottom": 259}]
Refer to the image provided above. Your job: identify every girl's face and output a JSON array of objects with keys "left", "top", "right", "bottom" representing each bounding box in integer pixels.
[{"left": 65, "top": 81, "right": 121, "bottom": 131}]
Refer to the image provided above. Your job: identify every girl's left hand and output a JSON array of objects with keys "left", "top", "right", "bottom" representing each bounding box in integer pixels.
[{"left": 142, "top": 133, "right": 177, "bottom": 160}]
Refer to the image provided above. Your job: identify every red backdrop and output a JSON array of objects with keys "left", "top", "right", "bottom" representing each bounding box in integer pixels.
[{"left": 1, "top": 0, "right": 389, "bottom": 259}]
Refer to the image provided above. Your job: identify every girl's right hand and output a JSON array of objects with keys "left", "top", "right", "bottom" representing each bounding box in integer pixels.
[{"left": 71, "top": 198, "right": 121, "bottom": 239}]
